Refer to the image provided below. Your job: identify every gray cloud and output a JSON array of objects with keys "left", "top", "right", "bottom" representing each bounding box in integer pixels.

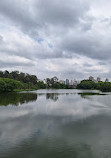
[
  {"left": 34, "top": 0, "right": 89, "bottom": 26},
  {"left": 0, "top": 0, "right": 111, "bottom": 79},
  {"left": 59, "top": 31, "right": 111, "bottom": 60},
  {"left": 0, "top": 35, "right": 3, "bottom": 41},
  {"left": 0, "top": 0, "right": 90, "bottom": 29},
  {"left": 0, "top": 55, "right": 34, "bottom": 70},
  {"left": 0, "top": 0, "right": 37, "bottom": 30}
]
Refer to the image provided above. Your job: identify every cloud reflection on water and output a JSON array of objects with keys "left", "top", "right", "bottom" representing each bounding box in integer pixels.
[{"left": 0, "top": 90, "right": 111, "bottom": 158}]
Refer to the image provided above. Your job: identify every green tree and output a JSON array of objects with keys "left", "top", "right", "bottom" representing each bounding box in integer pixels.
[{"left": 77, "top": 80, "right": 97, "bottom": 90}]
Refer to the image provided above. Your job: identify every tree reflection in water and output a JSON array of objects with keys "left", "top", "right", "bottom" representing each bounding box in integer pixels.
[
  {"left": 0, "top": 91, "right": 102, "bottom": 106},
  {"left": 0, "top": 92, "right": 37, "bottom": 106},
  {"left": 46, "top": 93, "right": 59, "bottom": 102}
]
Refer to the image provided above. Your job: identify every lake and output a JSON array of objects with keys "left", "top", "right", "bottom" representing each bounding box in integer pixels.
[{"left": 0, "top": 89, "right": 111, "bottom": 158}]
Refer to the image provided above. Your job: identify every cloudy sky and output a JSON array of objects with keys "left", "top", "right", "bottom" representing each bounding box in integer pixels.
[{"left": 0, "top": 0, "right": 111, "bottom": 80}]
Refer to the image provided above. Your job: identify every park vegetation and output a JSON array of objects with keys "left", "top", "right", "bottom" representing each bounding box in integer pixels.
[
  {"left": 0, "top": 78, "right": 22, "bottom": 92},
  {"left": 77, "top": 80, "right": 111, "bottom": 92},
  {"left": 0, "top": 70, "right": 111, "bottom": 92},
  {"left": 0, "top": 71, "right": 69, "bottom": 92},
  {"left": 0, "top": 70, "right": 38, "bottom": 92},
  {"left": 45, "top": 77, "right": 70, "bottom": 89}
]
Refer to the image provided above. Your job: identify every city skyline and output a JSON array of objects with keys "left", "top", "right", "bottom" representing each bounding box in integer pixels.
[{"left": 43, "top": 75, "right": 109, "bottom": 85}]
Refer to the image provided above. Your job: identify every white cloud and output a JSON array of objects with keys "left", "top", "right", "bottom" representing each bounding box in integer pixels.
[{"left": 0, "top": 0, "right": 110, "bottom": 80}]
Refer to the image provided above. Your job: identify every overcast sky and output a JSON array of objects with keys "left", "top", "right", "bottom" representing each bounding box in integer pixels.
[{"left": 0, "top": 0, "right": 111, "bottom": 80}]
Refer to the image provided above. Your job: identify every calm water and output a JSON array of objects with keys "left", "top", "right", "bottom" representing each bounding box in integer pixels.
[{"left": 0, "top": 89, "right": 111, "bottom": 158}]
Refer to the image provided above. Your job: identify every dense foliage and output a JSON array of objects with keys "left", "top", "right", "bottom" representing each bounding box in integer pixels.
[
  {"left": 77, "top": 80, "right": 111, "bottom": 92},
  {"left": 77, "top": 80, "right": 97, "bottom": 89},
  {"left": 0, "top": 78, "right": 22, "bottom": 92},
  {"left": 0, "top": 70, "right": 37, "bottom": 84},
  {"left": 99, "top": 82, "right": 111, "bottom": 92},
  {"left": 1, "top": 70, "right": 111, "bottom": 92},
  {"left": 0, "top": 71, "right": 71, "bottom": 91},
  {"left": 0, "top": 70, "right": 39, "bottom": 91},
  {"left": 37, "top": 81, "right": 46, "bottom": 89}
]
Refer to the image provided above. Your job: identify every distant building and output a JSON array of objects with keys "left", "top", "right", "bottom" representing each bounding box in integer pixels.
[
  {"left": 63, "top": 81, "right": 65, "bottom": 84},
  {"left": 89, "top": 76, "right": 94, "bottom": 81},
  {"left": 59, "top": 80, "right": 65, "bottom": 84},
  {"left": 70, "top": 80, "right": 74, "bottom": 86},
  {"left": 105, "top": 78, "right": 109, "bottom": 82},
  {"left": 77, "top": 81, "right": 80, "bottom": 84},
  {"left": 73, "top": 80, "right": 78, "bottom": 86},
  {"left": 66, "top": 79, "right": 69, "bottom": 85},
  {"left": 97, "top": 77, "right": 101, "bottom": 82}
]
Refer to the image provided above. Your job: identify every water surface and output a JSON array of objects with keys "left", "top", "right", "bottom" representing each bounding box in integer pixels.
[{"left": 0, "top": 89, "right": 111, "bottom": 158}]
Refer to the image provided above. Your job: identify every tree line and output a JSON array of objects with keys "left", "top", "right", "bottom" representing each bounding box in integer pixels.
[
  {"left": 0, "top": 70, "right": 39, "bottom": 92},
  {"left": 0, "top": 71, "right": 71, "bottom": 92},
  {"left": 0, "top": 70, "right": 37, "bottom": 84},
  {"left": 2, "top": 70, "right": 111, "bottom": 92},
  {"left": 77, "top": 80, "right": 111, "bottom": 92},
  {"left": 45, "top": 77, "right": 71, "bottom": 89}
]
